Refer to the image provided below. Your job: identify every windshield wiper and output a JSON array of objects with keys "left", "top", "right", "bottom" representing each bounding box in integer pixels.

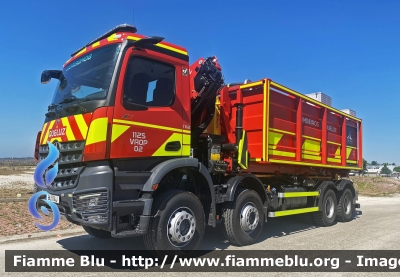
[
  {"left": 61, "top": 97, "right": 91, "bottom": 113},
  {"left": 80, "top": 97, "right": 92, "bottom": 103},
  {"left": 59, "top": 96, "right": 77, "bottom": 104}
]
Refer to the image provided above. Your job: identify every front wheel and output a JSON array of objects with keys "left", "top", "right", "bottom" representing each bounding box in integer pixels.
[
  {"left": 143, "top": 190, "right": 205, "bottom": 255},
  {"left": 222, "top": 189, "right": 265, "bottom": 246}
]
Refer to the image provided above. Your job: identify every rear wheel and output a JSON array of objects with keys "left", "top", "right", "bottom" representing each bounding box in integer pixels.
[
  {"left": 83, "top": 226, "right": 111, "bottom": 239},
  {"left": 337, "top": 189, "right": 355, "bottom": 222},
  {"left": 222, "top": 189, "right": 265, "bottom": 246},
  {"left": 313, "top": 189, "right": 337, "bottom": 227},
  {"left": 143, "top": 190, "right": 205, "bottom": 255}
]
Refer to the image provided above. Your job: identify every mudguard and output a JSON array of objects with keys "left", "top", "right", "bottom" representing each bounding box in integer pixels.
[
  {"left": 142, "top": 158, "right": 216, "bottom": 227},
  {"left": 225, "top": 174, "right": 267, "bottom": 203}
]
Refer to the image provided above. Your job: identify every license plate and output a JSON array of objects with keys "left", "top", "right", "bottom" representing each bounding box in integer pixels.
[{"left": 47, "top": 194, "right": 60, "bottom": 204}]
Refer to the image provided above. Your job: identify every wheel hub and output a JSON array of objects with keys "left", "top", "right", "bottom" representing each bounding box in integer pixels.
[
  {"left": 240, "top": 202, "right": 259, "bottom": 233},
  {"left": 325, "top": 197, "right": 335, "bottom": 218},
  {"left": 344, "top": 195, "right": 351, "bottom": 214},
  {"left": 168, "top": 208, "right": 196, "bottom": 247}
]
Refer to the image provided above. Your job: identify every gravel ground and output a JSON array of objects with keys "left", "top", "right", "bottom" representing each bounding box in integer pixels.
[
  {"left": 0, "top": 173, "right": 34, "bottom": 189},
  {"left": 0, "top": 202, "right": 80, "bottom": 236},
  {"left": 0, "top": 171, "right": 34, "bottom": 200}
]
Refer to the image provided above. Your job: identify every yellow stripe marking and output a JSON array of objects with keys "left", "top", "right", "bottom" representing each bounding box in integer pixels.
[
  {"left": 240, "top": 81, "right": 263, "bottom": 89},
  {"left": 40, "top": 123, "right": 48, "bottom": 144},
  {"left": 61, "top": 117, "right": 75, "bottom": 141},
  {"left": 327, "top": 157, "right": 341, "bottom": 163},
  {"left": 269, "top": 207, "right": 319, "bottom": 217},
  {"left": 75, "top": 114, "right": 89, "bottom": 139},
  {"left": 92, "top": 41, "right": 100, "bottom": 48},
  {"left": 266, "top": 80, "right": 270, "bottom": 161},
  {"left": 347, "top": 145, "right": 357, "bottom": 150},
  {"left": 268, "top": 132, "right": 283, "bottom": 150},
  {"left": 250, "top": 158, "right": 262, "bottom": 162},
  {"left": 346, "top": 147, "right": 353, "bottom": 159},
  {"left": 50, "top": 137, "right": 62, "bottom": 142},
  {"left": 269, "top": 149, "right": 296, "bottom": 158},
  {"left": 183, "top": 134, "right": 191, "bottom": 145},
  {"left": 107, "top": 33, "right": 119, "bottom": 42},
  {"left": 302, "top": 154, "right": 322, "bottom": 161},
  {"left": 155, "top": 43, "right": 188, "bottom": 55},
  {"left": 270, "top": 82, "right": 361, "bottom": 122},
  {"left": 262, "top": 81, "right": 267, "bottom": 161},
  {"left": 347, "top": 160, "right": 357, "bottom": 164},
  {"left": 111, "top": 124, "right": 130, "bottom": 143},
  {"left": 327, "top": 146, "right": 342, "bottom": 163},
  {"left": 127, "top": 35, "right": 141, "bottom": 41},
  {"left": 75, "top": 47, "right": 87, "bottom": 57},
  {"left": 42, "top": 121, "right": 55, "bottom": 143},
  {"left": 301, "top": 139, "right": 322, "bottom": 161},
  {"left": 302, "top": 135, "right": 321, "bottom": 141},
  {"left": 238, "top": 130, "right": 248, "bottom": 169},
  {"left": 328, "top": 141, "right": 341, "bottom": 146},
  {"left": 182, "top": 145, "right": 191, "bottom": 156},
  {"left": 335, "top": 147, "right": 341, "bottom": 157},
  {"left": 269, "top": 128, "right": 295, "bottom": 136},
  {"left": 86, "top": 118, "right": 108, "bottom": 145},
  {"left": 64, "top": 58, "right": 72, "bottom": 65},
  {"left": 152, "top": 133, "right": 182, "bottom": 156},
  {"left": 303, "top": 139, "right": 320, "bottom": 152},
  {"left": 126, "top": 36, "right": 188, "bottom": 55},
  {"left": 302, "top": 149, "right": 320, "bottom": 155},
  {"left": 269, "top": 158, "right": 362, "bottom": 170},
  {"left": 280, "top": 192, "right": 319, "bottom": 198},
  {"left": 113, "top": 119, "right": 190, "bottom": 134}
]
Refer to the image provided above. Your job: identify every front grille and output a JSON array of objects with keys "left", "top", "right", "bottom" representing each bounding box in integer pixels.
[
  {"left": 72, "top": 189, "right": 109, "bottom": 222},
  {"left": 38, "top": 141, "right": 85, "bottom": 191}
]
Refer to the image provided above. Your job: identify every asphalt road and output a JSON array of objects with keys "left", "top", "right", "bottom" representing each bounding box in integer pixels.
[{"left": 1, "top": 195, "right": 400, "bottom": 276}]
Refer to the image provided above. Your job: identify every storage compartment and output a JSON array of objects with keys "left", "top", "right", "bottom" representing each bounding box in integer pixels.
[{"left": 220, "top": 79, "right": 362, "bottom": 170}]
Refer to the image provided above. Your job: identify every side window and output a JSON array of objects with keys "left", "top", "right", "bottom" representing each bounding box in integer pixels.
[{"left": 123, "top": 56, "right": 175, "bottom": 107}]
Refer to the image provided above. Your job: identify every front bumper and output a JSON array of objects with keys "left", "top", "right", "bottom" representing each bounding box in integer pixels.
[{"left": 38, "top": 162, "right": 152, "bottom": 237}]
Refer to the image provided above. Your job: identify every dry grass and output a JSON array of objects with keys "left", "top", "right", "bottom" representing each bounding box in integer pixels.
[
  {"left": 0, "top": 168, "right": 81, "bottom": 236},
  {"left": 0, "top": 185, "right": 33, "bottom": 199},
  {"left": 351, "top": 176, "right": 400, "bottom": 196},
  {"left": 0, "top": 201, "right": 80, "bottom": 236},
  {"left": 0, "top": 166, "right": 34, "bottom": 176}
]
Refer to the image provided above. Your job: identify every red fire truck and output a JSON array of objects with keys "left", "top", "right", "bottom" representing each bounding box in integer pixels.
[{"left": 35, "top": 24, "right": 361, "bottom": 254}]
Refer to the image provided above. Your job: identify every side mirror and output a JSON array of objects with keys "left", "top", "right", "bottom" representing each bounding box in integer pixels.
[{"left": 41, "top": 70, "right": 62, "bottom": 84}]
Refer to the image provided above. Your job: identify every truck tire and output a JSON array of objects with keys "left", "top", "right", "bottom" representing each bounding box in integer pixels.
[
  {"left": 337, "top": 189, "right": 355, "bottom": 222},
  {"left": 222, "top": 189, "right": 264, "bottom": 246},
  {"left": 143, "top": 190, "right": 205, "bottom": 254},
  {"left": 83, "top": 226, "right": 111, "bottom": 239},
  {"left": 313, "top": 189, "right": 337, "bottom": 227}
]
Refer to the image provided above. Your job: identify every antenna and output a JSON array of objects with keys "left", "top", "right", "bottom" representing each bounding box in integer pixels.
[{"left": 132, "top": 8, "right": 135, "bottom": 25}]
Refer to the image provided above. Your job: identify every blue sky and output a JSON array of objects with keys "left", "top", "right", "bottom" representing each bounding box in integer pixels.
[{"left": 0, "top": 0, "right": 399, "bottom": 164}]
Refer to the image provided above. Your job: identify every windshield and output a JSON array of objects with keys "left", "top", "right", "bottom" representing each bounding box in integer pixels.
[{"left": 51, "top": 44, "right": 121, "bottom": 105}]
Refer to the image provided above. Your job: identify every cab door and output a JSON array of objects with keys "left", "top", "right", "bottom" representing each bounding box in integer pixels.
[{"left": 110, "top": 47, "right": 189, "bottom": 159}]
